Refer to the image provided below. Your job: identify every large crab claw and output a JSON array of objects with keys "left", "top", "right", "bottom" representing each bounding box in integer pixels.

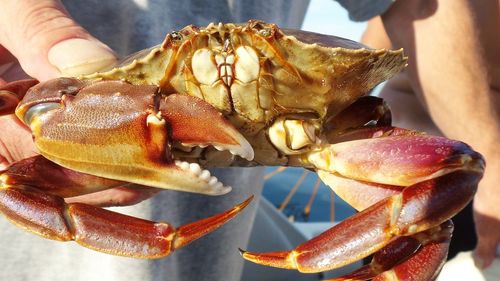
[
  {"left": 242, "top": 124, "right": 484, "bottom": 278},
  {"left": 0, "top": 78, "right": 255, "bottom": 258},
  {"left": 13, "top": 78, "right": 253, "bottom": 195}
]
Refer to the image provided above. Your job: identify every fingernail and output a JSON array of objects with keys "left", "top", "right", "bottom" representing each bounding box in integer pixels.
[{"left": 48, "top": 38, "right": 117, "bottom": 76}]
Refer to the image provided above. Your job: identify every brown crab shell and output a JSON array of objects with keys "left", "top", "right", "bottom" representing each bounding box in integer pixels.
[{"left": 81, "top": 21, "right": 407, "bottom": 122}]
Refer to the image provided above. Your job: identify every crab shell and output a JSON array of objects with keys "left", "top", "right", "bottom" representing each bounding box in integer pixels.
[{"left": 77, "top": 20, "right": 407, "bottom": 165}]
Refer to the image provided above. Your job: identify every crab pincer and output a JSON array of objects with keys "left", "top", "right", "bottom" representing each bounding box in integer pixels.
[
  {"left": 15, "top": 78, "right": 253, "bottom": 195},
  {"left": 242, "top": 128, "right": 484, "bottom": 280}
]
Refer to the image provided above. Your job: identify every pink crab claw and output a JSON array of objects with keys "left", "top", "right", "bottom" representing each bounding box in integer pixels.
[
  {"left": 240, "top": 128, "right": 484, "bottom": 280},
  {"left": 13, "top": 78, "right": 253, "bottom": 195}
]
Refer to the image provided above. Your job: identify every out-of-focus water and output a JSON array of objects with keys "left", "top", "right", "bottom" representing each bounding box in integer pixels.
[{"left": 262, "top": 167, "right": 356, "bottom": 222}]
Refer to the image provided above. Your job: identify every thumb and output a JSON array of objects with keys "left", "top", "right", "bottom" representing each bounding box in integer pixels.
[{"left": 0, "top": 0, "right": 116, "bottom": 80}]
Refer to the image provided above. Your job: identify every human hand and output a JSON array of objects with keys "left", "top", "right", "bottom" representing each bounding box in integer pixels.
[
  {"left": 0, "top": 0, "right": 160, "bottom": 207},
  {"left": 473, "top": 153, "right": 500, "bottom": 269}
]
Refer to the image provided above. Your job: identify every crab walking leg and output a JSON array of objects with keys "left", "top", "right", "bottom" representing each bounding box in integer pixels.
[
  {"left": 324, "top": 96, "right": 392, "bottom": 141},
  {"left": 1, "top": 155, "right": 127, "bottom": 198},
  {"left": 327, "top": 126, "right": 423, "bottom": 145},
  {"left": 0, "top": 176, "right": 253, "bottom": 258},
  {"left": 330, "top": 221, "right": 453, "bottom": 281},
  {"left": 330, "top": 236, "right": 421, "bottom": 281},
  {"left": 372, "top": 229, "right": 451, "bottom": 281},
  {"left": 242, "top": 134, "right": 484, "bottom": 273},
  {"left": 241, "top": 171, "right": 479, "bottom": 272}
]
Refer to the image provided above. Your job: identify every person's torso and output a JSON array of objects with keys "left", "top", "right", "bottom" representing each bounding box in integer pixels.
[{"left": 62, "top": 0, "right": 310, "bottom": 56}]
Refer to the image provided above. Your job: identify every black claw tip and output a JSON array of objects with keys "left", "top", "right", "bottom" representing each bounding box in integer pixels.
[{"left": 238, "top": 248, "right": 247, "bottom": 256}]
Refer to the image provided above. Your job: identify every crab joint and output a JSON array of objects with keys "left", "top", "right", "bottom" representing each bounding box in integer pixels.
[
  {"left": 268, "top": 117, "right": 319, "bottom": 155},
  {"left": 146, "top": 112, "right": 171, "bottom": 162}
]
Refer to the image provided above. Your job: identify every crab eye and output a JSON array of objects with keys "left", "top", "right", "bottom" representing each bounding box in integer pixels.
[
  {"left": 258, "top": 28, "right": 272, "bottom": 37},
  {"left": 170, "top": 31, "right": 183, "bottom": 41}
]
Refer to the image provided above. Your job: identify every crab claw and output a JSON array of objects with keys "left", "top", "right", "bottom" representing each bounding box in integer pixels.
[
  {"left": 16, "top": 78, "right": 253, "bottom": 195},
  {"left": 241, "top": 128, "right": 484, "bottom": 274},
  {"left": 160, "top": 93, "right": 254, "bottom": 161},
  {"left": 308, "top": 131, "right": 484, "bottom": 187}
]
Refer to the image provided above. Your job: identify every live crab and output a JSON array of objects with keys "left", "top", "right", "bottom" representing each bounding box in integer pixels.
[{"left": 0, "top": 21, "right": 484, "bottom": 280}]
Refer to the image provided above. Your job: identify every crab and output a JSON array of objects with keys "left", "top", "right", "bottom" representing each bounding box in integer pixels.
[{"left": 0, "top": 20, "right": 484, "bottom": 280}]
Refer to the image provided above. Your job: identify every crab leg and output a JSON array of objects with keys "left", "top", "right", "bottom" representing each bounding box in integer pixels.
[
  {"left": 242, "top": 171, "right": 479, "bottom": 273},
  {"left": 0, "top": 163, "right": 253, "bottom": 257},
  {"left": 330, "top": 221, "right": 453, "bottom": 281},
  {"left": 324, "top": 96, "right": 392, "bottom": 141},
  {"left": 1, "top": 156, "right": 126, "bottom": 198},
  {"left": 241, "top": 132, "right": 484, "bottom": 273},
  {"left": 0, "top": 79, "right": 38, "bottom": 115},
  {"left": 372, "top": 231, "right": 451, "bottom": 281}
]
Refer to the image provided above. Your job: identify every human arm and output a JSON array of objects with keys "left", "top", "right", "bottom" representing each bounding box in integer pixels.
[{"left": 378, "top": 0, "right": 500, "bottom": 268}]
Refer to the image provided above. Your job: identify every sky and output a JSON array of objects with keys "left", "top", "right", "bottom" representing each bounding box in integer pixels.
[{"left": 303, "top": 0, "right": 367, "bottom": 41}]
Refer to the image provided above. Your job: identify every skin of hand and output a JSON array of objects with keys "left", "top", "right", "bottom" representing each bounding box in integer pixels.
[
  {"left": 0, "top": 0, "right": 160, "bottom": 207},
  {"left": 364, "top": 0, "right": 500, "bottom": 269}
]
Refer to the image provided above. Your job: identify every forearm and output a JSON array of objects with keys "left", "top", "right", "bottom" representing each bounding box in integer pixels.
[
  {"left": 381, "top": 0, "right": 500, "bottom": 154},
  {"left": 381, "top": 2, "right": 500, "bottom": 266}
]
